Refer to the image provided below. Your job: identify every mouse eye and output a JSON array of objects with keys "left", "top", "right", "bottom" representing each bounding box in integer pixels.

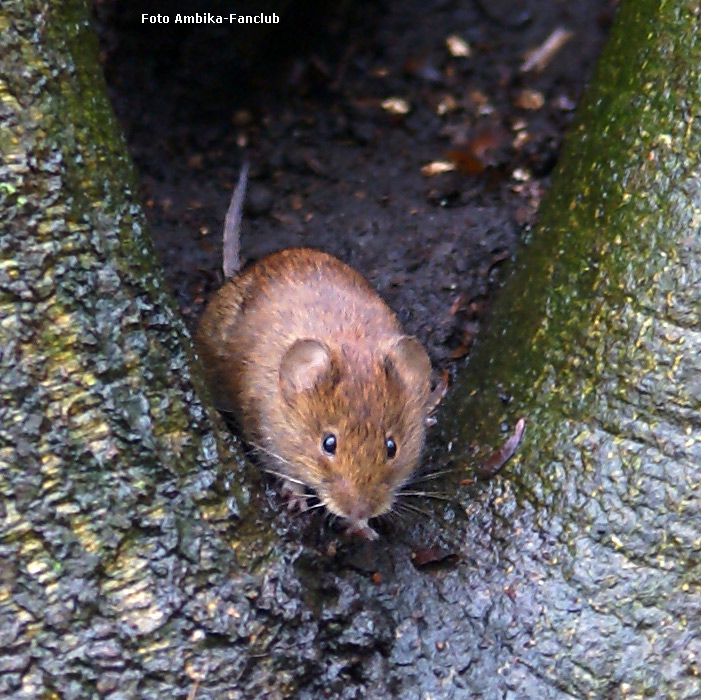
[
  {"left": 386, "top": 437, "right": 397, "bottom": 459},
  {"left": 322, "top": 433, "right": 337, "bottom": 456}
]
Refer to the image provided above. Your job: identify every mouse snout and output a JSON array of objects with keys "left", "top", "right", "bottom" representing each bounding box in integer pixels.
[{"left": 326, "top": 476, "right": 375, "bottom": 524}]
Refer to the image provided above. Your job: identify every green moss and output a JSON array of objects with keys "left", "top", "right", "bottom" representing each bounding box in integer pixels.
[{"left": 443, "top": 0, "right": 700, "bottom": 473}]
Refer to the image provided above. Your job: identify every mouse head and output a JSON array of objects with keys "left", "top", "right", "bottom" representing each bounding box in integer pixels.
[{"left": 276, "top": 335, "right": 431, "bottom": 535}]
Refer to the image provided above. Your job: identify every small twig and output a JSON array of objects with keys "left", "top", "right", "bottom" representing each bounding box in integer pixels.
[
  {"left": 186, "top": 679, "right": 200, "bottom": 700},
  {"left": 521, "top": 28, "right": 573, "bottom": 73},
  {"left": 186, "top": 661, "right": 209, "bottom": 700}
]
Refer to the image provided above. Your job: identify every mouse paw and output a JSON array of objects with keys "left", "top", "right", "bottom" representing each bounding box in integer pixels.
[{"left": 280, "top": 479, "right": 310, "bottom": 512}]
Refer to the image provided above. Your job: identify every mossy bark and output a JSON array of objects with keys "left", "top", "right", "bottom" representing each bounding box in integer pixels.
[
  {"left": 1, "top": 0, "right": 699, "bottom": 699},
  {"left": 0, "top": 1, "right": 279, "bottom": 697}
]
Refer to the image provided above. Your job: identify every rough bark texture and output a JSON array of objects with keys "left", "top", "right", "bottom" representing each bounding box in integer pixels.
[
  {"left": 0, "top": 1, "right": 272, "bottom": 697},
  {"left": 440, "top": 0, "right": 701, "bottom": 696},
  {"left": 1, "top": 1, "right": 699, "bottom": 699}
]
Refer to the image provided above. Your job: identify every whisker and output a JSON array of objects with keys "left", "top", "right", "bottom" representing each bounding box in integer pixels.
[
  {"left": 387, "top": 508, "right": 406, "bottom": 525},
  {"left": 263, "top": 468, "right": 307, "bottom": 487},
  {"left": 395, "top": 500, "right": 418, "bottom": 513},
  {"left": 397, "top": 491, "right": 452, "bottom": 501},
  {"left": 248, "top": 440, "right": 298, "bottom": 471},
  {"left": 394, "top": 501, "right": 432, "bottom": 518},
  {"left": 288, "top": 498, "right": 325, "bottom": 522},
  {"left": 305, "top": 501, "right": 328, "bottom": 511},
  {"left": 408, "top": 468, "right": 458, "bottom": 484}
]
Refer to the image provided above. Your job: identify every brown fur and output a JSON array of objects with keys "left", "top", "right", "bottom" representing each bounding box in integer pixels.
[{"left": 196, "top": 248, "right": 431, "bottom": 531}]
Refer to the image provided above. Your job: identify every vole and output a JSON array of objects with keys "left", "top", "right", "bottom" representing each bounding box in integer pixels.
[{"left": 195, "top": 163, "right": 432, "bottom": 539}]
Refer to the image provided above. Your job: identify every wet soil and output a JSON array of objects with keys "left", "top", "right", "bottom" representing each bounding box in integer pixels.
[{"left": 95, "top": 0, "right": 614, "bottom": 369}]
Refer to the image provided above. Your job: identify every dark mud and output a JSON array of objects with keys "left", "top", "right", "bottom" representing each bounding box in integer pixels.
[{"left": 95, "top": 0, "right": 613, "bottom": 368}]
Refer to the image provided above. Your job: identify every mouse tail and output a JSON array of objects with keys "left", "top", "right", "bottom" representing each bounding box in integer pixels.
[{"left": 222, "top": 158, "right": 249, "bottom": 279}]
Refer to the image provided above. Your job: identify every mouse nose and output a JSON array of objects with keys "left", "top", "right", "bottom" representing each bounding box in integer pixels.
[{"left": 347, "top": 500, "right": 373, "bottom": 524}]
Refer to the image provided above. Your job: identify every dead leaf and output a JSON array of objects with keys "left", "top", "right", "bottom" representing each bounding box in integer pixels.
[
  {"left": 421, "top": 160, "right": 456, "bottom": 177},
  {"left": 446, "top": 35, "right": 471, "bottom": 57},
  {"left": 382, "top": 97, "right": 411, "bottom": 115},
  {"left": 445, "top": 148, "right": 484, "bottom": 175},
  {"left": 446, "top": 124, "right": 511, "bottom": 174},
  {"left": 411, "top": 547, "right": 459, "bottom": 568},
  {"left": 514, "top": 89, "right": 545, "bottom": 110},
  {"left": 476, "top": 417, "right": 526, "bottom": 478}
]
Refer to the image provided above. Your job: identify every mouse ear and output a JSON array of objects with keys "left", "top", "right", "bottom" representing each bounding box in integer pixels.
[
  {"left": 383, "top": 336, "right": 431, "bottom": 401},
  {"left": 280, "top": 338, "right": 336, "bottom": 402}
]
